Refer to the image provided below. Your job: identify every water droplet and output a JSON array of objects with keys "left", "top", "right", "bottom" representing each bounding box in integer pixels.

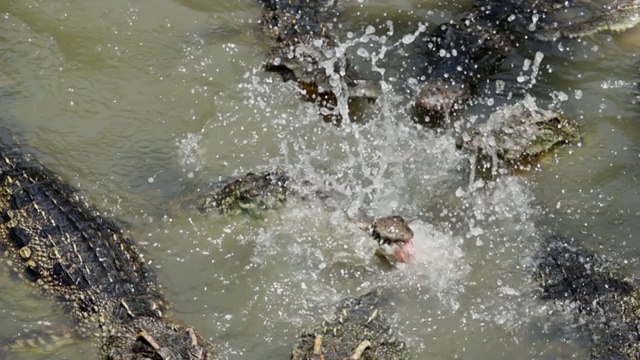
[
  {"left": 402, "top": 34, "right": 415, "bottom": 44},
  {"left": 574, "top": 89, "right": 583, "bottom": 100},
  {"left": 356, "top": 47, "right": 369, "bottom": 58},
  {"left": 529, "top": 14, "right": 539, "bottom": 32}
]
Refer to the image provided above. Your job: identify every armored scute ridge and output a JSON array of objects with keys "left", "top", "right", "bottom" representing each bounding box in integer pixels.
[
  {"left": 0, "top": 137, "right": 214, "bottom": 359},
  {"left": 291, "top": 287, "right": 409, "bottom": 360},
  {"left": 536, "top": 237, "right": 640, "bottom": 359},
  {"left": 416, "top": 0, "right": 571, "bottom": 121}
]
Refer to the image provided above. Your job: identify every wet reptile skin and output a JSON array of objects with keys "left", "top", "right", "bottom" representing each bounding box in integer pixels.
[
  {"left": 291, "top": 287, "right": 409, "bottom": 360},
  {"left": 536, "top": 237, "right": 640, "bottom": 360},
  {"left": 0, "top": 137, "right": 214, "bottom": 359},
  {"left": 257, "top": 0, "right": 382, "bottom": 108}
]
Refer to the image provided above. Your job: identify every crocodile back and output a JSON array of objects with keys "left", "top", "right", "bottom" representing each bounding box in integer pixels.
[
  {"left": 0, "top": 139, "right": 166, "bottom": 321},
  {"left": 0, "top": 129, "right": 216, "bottom": 359}
]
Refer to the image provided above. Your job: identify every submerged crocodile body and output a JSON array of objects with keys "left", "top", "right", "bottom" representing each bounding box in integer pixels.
[
  {"left": 455, "top": 96, "right": 581, "bottom": 178},
  {"left": 291, "top": 287, "right": 409, "bottom": 360},
  {"left": 0, "top": 134, "right": 214, "bottom": 359},
  {"left": 536, "top": 237, "right": 640, "bottom": 359},
  {"left": 254, "top": 0, "right": 640, "bottom": 123},
  {"left": 257, "top": 0, "right": 381, "bottom": 113},
  {"left": 416, "top": 1, "right": 514, "bottom": 121},
  {"left": 416, "top": 0, "right": 562, "bottom": 122},
  {"left": 416, "top": 0, "right": 640, "bottom": 123}
]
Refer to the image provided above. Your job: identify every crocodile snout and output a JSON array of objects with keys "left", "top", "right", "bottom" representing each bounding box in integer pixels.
[{"left": 416, "top": 82, "right": 470, "bottom": 122}]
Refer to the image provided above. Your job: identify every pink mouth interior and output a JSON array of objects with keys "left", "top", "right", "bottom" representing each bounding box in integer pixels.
[{"left": 394, "top": 238, "right": 415, "bottom": 263}]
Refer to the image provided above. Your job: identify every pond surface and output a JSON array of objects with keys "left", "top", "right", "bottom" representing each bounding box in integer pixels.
[{"left": 1, "top": 0, "right": 640, "bottom": 359}]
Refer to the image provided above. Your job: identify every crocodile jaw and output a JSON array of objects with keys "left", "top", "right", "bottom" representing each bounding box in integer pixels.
[{"left": 377, "top": 238, "right": 415, "bottom": 264}]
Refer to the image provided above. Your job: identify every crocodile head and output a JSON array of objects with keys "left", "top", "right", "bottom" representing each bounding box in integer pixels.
[
  {"left": 264, "top": 34, "right": 382, "bottom": 105},
  {"left": 200, "top": 167, "right": 293, "bottom": 216},
  {"left": 455, "top": 100, "right": 581, "bottom": 169},
  {"left": 416, "top": 81, "right": 471, "bottom": 123},
  {"left": 102, "top": 317, "right": 215, "bottom": 360},
  {"left": 368, "top": 216, "right": 415, "bottom": 263}
]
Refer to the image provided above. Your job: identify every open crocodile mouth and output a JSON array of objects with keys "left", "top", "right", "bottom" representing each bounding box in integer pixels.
[
  {"left": 378, "top": 238, "right": 415, "bottom": 264},
  {"left": 394, "top": 238, "right": 415, "bottom": 263}
]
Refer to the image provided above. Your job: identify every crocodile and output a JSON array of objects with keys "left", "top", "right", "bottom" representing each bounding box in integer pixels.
[
  {"left": 415, "top": 0, "right": 559, "bottom": 123},
  {"left": 535, "top": 236, "right": 640, "bottom": 359},
  {"left": 416, "top": 0, "right": 640, "bottom": 123},
  {"left": 291, "top": 287, "right": 409, "bottom": 360},
  {"left": 454, "top": 95, "right": 581, "bottom": 179},
  {"left": 197, "top": 167, "right": 415, "bottom": 264},
  {"left": 0, "top": 131, "right": 215, "bottom": 359},
  {"left": 254, "top": 0, "right": 640, "bottom": 124},
  {"left": 199, "top": 166, "right": 294, "bottom": 216},
  {"left": 257, "top": 0, "right": 381, "bottom": 116}
]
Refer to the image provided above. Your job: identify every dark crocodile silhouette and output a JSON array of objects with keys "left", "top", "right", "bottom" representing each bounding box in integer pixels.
[
  {"left": 416, "top": 0, "right": 640, "bottom": 124},
  {"left": 256, "top": 0, "right": 381, "bottom": 122},
  {"left": 536, "top": 236, "right": 640, "bottom": 359}
]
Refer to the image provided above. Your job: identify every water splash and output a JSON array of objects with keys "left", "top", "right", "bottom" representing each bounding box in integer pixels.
[{"left": 170, "top": 13, "right": 551, "bottom": 359}]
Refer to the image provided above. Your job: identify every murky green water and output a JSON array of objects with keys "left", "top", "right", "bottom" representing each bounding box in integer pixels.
[{"left": 1, "top": 0, "right": 640, "bottom": 359}]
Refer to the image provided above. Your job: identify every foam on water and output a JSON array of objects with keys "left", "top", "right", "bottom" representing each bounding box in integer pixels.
[{"left": 402, "top": 220, "right": 470, "bottom": 301}]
